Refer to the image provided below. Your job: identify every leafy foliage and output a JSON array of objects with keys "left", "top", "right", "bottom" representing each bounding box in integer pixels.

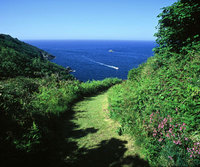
[
  {"left": 154, "top": 0, "right": 200, "bottom": 53},
  {"left": 108, "top": 1, "right": 200, "bottom": 166},
  {"left": 109, "top": 46, "right": 200, "bottom": 166},
  {"left": 0, "top": 75, "right": 121, "bottom": 164}
]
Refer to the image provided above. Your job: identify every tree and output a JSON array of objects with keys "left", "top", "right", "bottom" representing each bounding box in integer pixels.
[{"left": 154, "top": 0, "right": 200, "bottom": 53}]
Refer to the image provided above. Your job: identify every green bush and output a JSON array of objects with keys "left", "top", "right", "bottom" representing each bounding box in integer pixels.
[
  {"left": 108, "top": 46, "right": 200, "bottom": 166},
  {"left": 0, "top": 77, "right": 41, "bottom": 155},
  {"left": 154, "top": 0, "right": 200, "bottom": 53},
  {"left": 0, "top": 75, "right": 121, "bottom": 164}
]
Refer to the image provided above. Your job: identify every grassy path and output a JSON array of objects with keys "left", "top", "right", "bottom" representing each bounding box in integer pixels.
[{"left": 63, "top": 91, "right": 149, "bottom": 167}]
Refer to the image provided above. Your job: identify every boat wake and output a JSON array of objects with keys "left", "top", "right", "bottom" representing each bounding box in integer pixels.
[{"left": 82, "top": 56, "right": 119, "bottom": 70}]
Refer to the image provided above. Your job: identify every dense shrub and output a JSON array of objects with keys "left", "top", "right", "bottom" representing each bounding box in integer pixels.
[
  {"left": 154, "top": 0, "right": 200, "bottom": 53},
  {"left": 0, "top": 75, "right": 121, "bottom": 164},
  {"left": 0, "top": 77, "right": 41, "bottom": 156},
  {"left": 108, "top": 45, "right": 200, "bottom": 166},
  {"left": 109, "top": 1, "right": 200, "bottom": 165}
]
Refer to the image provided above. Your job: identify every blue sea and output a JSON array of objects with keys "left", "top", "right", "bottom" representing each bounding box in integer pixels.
[{"left": 25, "top": 40, "right": 156, "bottom": 81}]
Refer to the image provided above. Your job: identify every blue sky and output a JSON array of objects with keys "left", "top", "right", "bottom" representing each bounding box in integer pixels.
[{"left": 0, "top": 0, "right": 176, "bottom": 40}]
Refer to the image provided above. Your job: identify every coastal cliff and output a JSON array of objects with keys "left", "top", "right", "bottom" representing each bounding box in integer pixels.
[{"left": 0, "top": 34, "right": 72, "bottom": 79}]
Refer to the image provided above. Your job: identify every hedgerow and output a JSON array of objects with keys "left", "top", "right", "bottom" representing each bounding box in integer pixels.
[
  {"left": 108, "top": 1, "right": 200, "bottom": 165},
  {"left": 108, "top": 45, "right": 200, "bottom": 166}
]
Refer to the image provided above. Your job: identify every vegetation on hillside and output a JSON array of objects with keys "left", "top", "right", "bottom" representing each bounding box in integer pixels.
[
  {"left": 108, "top": 0, "right": 200, "bottom": 166},
  {"left": 0, "top": 34, "right": 73, "bottom": 79}
]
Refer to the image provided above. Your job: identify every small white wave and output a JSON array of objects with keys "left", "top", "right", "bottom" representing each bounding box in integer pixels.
[
  {"left": 82, "top": 56, "right": 119, "bottom": 70},
  {"left": 95, "top": 61, "right": 119, "bottom": 70}
]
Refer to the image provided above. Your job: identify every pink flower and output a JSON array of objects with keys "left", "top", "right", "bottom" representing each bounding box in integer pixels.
[
  {"left": 158, "top": 138, "right": 163, "bottom": 142},
  {"left": 150, "top": 113, "right": 154, "bottom": 117},
  {"left": 190, "top": 155, "right": 193, "bottom": 158},
  {"left": 177, "top": 140, "right": 182, "bottom": 145},
  {"left": 168, "top": 156, "right": 173, "bottom": 161},
  {"left": 153, "top": 133, "right": 157, "bottom": 137},
  {"left": 163, "top": 118, "right": 167, "bottom": 123},
  {"left": 166, "top": 133, "right": 170, "bottom": 138},
  {"left": 176, "top": 107, "right": 178, "bottom": 111},
  {"left": 182, "top": 123, "right": 186, "bottom": 126}
]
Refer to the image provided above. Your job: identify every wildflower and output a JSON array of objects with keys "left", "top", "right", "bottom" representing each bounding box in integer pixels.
[
  {"left": 168, "top": 156, "right": 173, "bottom": 161},
  {"left": 190, "top": 155, "right": 193, "bottom": 158},
  {"left": 177, "top": 140, "right": 182, "bottom": 145},
  {"left": 158, "top": 138, "right": 163, "bottom": 142},
  {"left": 163, "top": 118, "right": 167, "bottom": 123},
  {"left": 176, "top": 107, "right": 178, "bottom": 111},
  {"left": 153, "top": 133, "right": 156, "bottom": 137},
  {"left": 166, "top": 133, "right": 170, "bottom": 138}
]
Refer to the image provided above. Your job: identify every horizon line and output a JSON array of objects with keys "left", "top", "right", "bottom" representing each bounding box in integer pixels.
[{"left": 22, "top": 39, "right": 155, "bottom": 41}]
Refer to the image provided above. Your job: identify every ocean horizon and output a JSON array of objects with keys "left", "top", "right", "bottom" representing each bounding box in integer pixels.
[{"left": 25, "top": 40, "right": 156, "bottom": 81}]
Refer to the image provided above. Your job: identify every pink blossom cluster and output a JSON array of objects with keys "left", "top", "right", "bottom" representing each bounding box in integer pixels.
[
  {"left": 144, "top": 112, "right": 187, "bottom": 144},
  {"left": 143, "top": 111, "right": 200, "bottom": 161},
  {"left": 187, "top": 142, "right": 200, "bottom": 158}
]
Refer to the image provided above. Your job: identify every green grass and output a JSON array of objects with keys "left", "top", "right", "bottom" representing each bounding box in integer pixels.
[{"left": 64, "top": 91, "right": 149, "bottom": 167}]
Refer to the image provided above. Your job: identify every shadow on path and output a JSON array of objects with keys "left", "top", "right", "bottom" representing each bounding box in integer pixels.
[{"left": 64, "top": 138, "right": 149, "bottom": 167}]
